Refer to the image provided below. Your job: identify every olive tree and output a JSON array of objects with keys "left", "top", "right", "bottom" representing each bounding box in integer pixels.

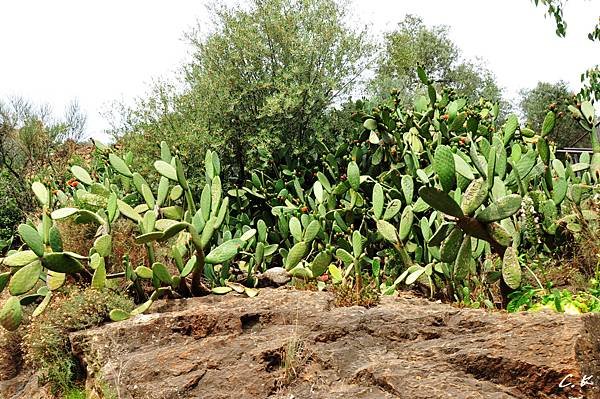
[{"left": 116, "top": 0, "right": 371, "bottom": 182}]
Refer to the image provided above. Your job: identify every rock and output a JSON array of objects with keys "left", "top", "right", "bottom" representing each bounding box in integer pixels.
[
  {"left": 257, "top": 267, "right": 291, "bottom": 286},
  {"left": 62, "top": 289, "right": 600, "bottom": 398},
  {"left": 0, "top": 370, "right": 50, "bottom": 399}
]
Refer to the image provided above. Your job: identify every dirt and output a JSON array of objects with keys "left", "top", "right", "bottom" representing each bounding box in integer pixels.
[{"left": 2, "top": 288, "right": 600, "bottom": 398}]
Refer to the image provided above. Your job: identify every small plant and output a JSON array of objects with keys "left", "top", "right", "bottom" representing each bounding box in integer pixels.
[
  {"left": 279, "top": 335, "right": 310, "bottom": 385},
  {"left": 330, "top": 279, "right": 380, "bottom": 308},
  {"left": 21, "top": 287, "right": 134, "bottom": 394}
]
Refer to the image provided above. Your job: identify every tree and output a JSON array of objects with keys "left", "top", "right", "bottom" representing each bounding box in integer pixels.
[
  {"left": 519, "top": 81, "right": 590, "bottom": 149},
  {"left": 0, "top": 97, "right": 86, "bottom": 223},
  {"left": 370, "top": 15, "right": 503, "bottom": 105},
  {"left": 116, "top": 0, "right": 371, "bottom": 183}
]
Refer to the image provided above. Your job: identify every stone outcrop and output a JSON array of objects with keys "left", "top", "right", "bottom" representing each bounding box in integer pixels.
[{"left": 3, "top": 288, "right": 600, "bottom": 398}]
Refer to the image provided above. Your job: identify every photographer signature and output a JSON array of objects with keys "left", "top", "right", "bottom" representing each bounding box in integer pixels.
[{"left": 559, "top": 374, "right": 595, "bottom": 399}]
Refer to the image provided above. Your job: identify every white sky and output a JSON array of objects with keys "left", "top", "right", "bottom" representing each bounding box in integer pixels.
[{"left": 0, "top": 0, "right": 599, "bottom": 140}]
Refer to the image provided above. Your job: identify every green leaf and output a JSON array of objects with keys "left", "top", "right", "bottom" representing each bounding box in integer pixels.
[
  {"left": 537, "top": 137, "right": 550, "bottom": 165},
  {"left": 135, "top": 231, "right": 164, "bottom": 244},
  {"left": 454, "top": 235, "right": 472, "bottom": 280},
  {"left": 417, "top": 65, "right": 428, "bottom": 84},
  {"left": 352, "top": 231, "right": 363, "bottom": 258},
  {"left": 398, "top": 206, "right": 413, "bottom": 241},
  {"left": 453, "top": 154, "right": 474, "bottom": 180},
  {"left": 4, "top": 250, "right": 39, "bottom": 267},
  {"left": 160, "top": 141, "right": 172, "bottom": 162},
  {"left": 0, "top": 272, "right": 10, "bottom": 293},
  {"left": 9, "top": 260, "right": 41, "bottom": 295},
  {"left": 93, "top": 235, "right": 112, "bottom": 257},
  {"left": 42, "top": 253, "right": 84, "bottom": 274},
  {"left": 134, "top": 266, "right": 153, "bottom": 279},
  {"left": 175, "top": 156, "right": 188, "bottom": 189},
  {"left": 180, "top": 256, "right": 197, "bottom": 278},
  {"left": 328, "top": 264, "right": 343, "bottom": 283},
  {"left": 141, "top": 184, "right": 156, "bottom": 209},
  {"left": 154, "top": 160, "right": 178, "bottom": 181},
  {"left": 418, "top": 187, "right": 464, "bottom": 218},
  {"left": 152, "top": 262, "right": 172, "bottom": 284},
  {"left": 377, "top": 219, "right": 398, "bottom": 243},
  {"left": 205, "top": 238, "right": 244, "bottom": 264},
  {"left": 502, "top": 247, "right": 521, "bottom": 289},
  {"left": 317, "top": 172, "right": 331, "bottom": 192},
  {"left": 541, "top": 111, "right": 556, "bottom": 136},
  {"left": 441, "top": 227, "right": 464, "bottom": 263},
  {"left": 289, "top": 217, "right": 303, "bottom": 242},
  {"left": 32, "top": 182, "right": 49, "bottom": 206},
  {"left": 240, "top": 229, "right": 256, "bottom": 242},
  {"left": 212, "top": 286, "right": 233, "bottom": 295},
  {"left": 313, "top": 181, "right": 324, "bottom": 203},
  {"left": 18, "top": 224, "right": 44, "bottom": 257},
  {"left": 32, "top": 293, "right": 51, "bottom": 318},
  {"left": 286, "top": 241, "right": 308, "bottom": 270},
  {"left": 363, "top": 118, "right": 377, "bottom": 130},
  {"left": 335, "top": 248, "right": 354, "bottom": 265},
  {"left": 476, "top": 194, "right": 522, "bottom": 223},
  {"left": 581, "top": 101, "right": 595, "bottom": 123},
  {"left": 109, "top": 309, "right": 131, "bottom": 322},
  {"left": 486, "top": 223, "right": 512, "bottom": 247},
  {"left": 383, "top": 199, "right": 402, "bottom": 220},
  {"left": 503, "top": 114, "right": 518, "bottom": 141},
  {"left": 47, "top": 271, "right": 66, "bottom": 290},
  {"left": 211, "top": 176, "right": 222, "bottom": 217},
  {"left": 109, "top": 153, "right": 133, "bottom": 177},
  {"left": 401, "top": 175, "right": 414, "bottom": 204},
  {"left": 433, "top": 145, "right": 456, "bottom": 192},
  {"left": 487, "top": 146, "right": 496, "bottom": 190},
  {"left": 0, "top": 296, "right": 22, "bottom": 331},
  {"left": 71, "top": 165, "right": 93, "bottom": 185},
  {"left": 347, "top": 161, "right": 360, "bottom": 191},
  {"left": 460, "top": 179, "right": 487, "bottom": 216},
  {"left": 405, "top": 266, "right": 426, "bottom": 285},
  {"left": 428, "top": 222, "right": 451, "bottom": 247},
  {"left": 552, "top": 178, "right": 568, "bottom": 205},
  {"left": 117, "top": 200, "right": 142, "bottom": 223},
  {"left": 303, "top": 220, "right": 321, "bottom": 242},
  {"left": 91, "top": 260, "right": 107, "bottom": 289},
  {"left": 200, "top": 184, "right": 211, "bottom": 221},
  {"left": 310, "top": 252, "right": 331, "bottom": 277},
  {"left": 372, "top": 183, "right": 384, "bottom": 219}
]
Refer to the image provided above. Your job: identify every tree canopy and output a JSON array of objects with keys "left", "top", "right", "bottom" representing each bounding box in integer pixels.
[
  {"left": 370, "top": 15, "right": 502, "bottom": 105},
  {"left": 116, "top": 0, "right": 370, "bottom": 182},
  {"left": 519, "top": 81, "right": 590, "bottom": 149}
]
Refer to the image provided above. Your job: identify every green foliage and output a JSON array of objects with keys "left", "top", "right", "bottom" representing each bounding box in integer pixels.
[
  {"left": 114, "top": 0, "right": 370, "bottom": 183},
  {"left": 371, "top": 15, "right": 503, "bottom": 106},
  {"left": 1, "top": 68, "right": 599, "bottom": 337},
  {"left": 0, "top": 172, "right": 22, "bottom": 243},
  {"left": 519, "top": 81, "right": 589, "bottom": 148}
]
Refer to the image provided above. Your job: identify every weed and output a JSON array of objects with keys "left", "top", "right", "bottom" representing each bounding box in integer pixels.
[
  {"left": 22, "top": 287, "right": 134, "bottom": 395},
  {"left": 330, "top": 280, "right": 380, "bottom": 308}
]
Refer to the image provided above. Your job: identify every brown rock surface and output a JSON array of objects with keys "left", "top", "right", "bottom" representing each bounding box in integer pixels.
[{"left": 3, "top": 288, "right": 600, "bottom": 398}]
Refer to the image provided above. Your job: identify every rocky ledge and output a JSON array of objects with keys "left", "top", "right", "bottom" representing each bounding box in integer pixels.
[{"left": 3, "top": 288, "right": 600, "bottom": 398}]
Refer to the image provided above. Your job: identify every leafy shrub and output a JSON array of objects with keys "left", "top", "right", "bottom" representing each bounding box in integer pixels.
[
  {"left": 22, "top": 287, "right": 134, "bottom": 394},
  {"left": 0, "top": 172, "right": 23, "bottom": 242}
]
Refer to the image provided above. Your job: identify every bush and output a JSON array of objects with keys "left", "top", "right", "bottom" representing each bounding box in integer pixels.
[
  {"left": 22, "top": 287, "right": 134, "bottom": 394},
  {"left": 0, "top": 172, "right": 23, "bottom": 242}
]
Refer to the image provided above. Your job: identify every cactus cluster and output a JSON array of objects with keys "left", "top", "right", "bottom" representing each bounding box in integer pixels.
[{"left": 1, "top": 68, "right": 599, "bottom": 330}]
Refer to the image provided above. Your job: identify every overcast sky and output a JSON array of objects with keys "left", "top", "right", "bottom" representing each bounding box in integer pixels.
[{"left": 0, "top": 0, "right": 599, "bottom": 140}]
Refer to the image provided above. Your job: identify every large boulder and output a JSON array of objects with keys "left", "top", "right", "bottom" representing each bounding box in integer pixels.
[{"left": 61, "top": 288, "right": 600, "bottom": 399}]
